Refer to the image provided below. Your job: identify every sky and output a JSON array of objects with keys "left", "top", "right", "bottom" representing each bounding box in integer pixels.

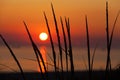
[{"left": 0, "top": 0, "right": 120, "bottom": 48}]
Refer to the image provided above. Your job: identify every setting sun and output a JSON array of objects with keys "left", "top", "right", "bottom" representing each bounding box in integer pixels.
[{"left": 39, "top": 32, "right": 48, "bottom": 41}]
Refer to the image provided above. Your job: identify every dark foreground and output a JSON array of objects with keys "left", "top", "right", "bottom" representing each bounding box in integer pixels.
[{"left": 0, "top": 70, "right": 120, "bottom": 80}]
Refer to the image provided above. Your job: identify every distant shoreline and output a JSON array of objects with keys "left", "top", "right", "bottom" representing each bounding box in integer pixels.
[{"left": 0, "top": 70, "right": 119, "bottom": 80}]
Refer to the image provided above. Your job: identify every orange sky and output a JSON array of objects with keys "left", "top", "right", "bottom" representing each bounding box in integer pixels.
[{"left": 0, "top": 0, "right": 120, "bottom": 47}]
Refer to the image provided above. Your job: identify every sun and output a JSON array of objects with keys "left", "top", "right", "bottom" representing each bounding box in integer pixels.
[{"left": 39, "top": 32, "right": 48, "bottom": 41}]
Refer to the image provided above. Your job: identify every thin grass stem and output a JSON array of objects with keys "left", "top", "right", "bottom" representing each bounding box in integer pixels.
[
  {"left": 0, "top": 35, "right": 26, "bottom": 80},
  {"left": 51, "top": 3, "right": 63, "bottom": 74},
  {"left": 23, "top": 21, "right": 47, "bottom": 80},
  {"left": 109, "top": 11, "right": 120, "bottom": 50},
  {"left": 43, "top": 12, "right": 58, "bottom": 80},
  {"left": 60, "top": 17, "right": 68, "bottom": 72},
  {"left": 105, "top": 1, "right": 111, "bottom": 80},
  {"left": 85, "top": 16, "right": 92, "bottom": 80},
  {"left": 65, "top": 17, "right": 74, "bottom": 80}
]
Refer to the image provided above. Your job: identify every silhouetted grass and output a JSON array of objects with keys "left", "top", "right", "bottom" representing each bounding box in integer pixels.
[
  {"left": 65, "top": 17, "right": 74, "bottom": 80},
  {"left": 0, "top": 35, "right": 26, "bottom": 80},
  {"left": 51, "top": 3, "right": 64, "bottom": 80},
  {"left": 105, "top": 2, "right": 111, "bottom": 78},
  {"left": 60, "top": 17, "right": 68, "bottom": 72},
  {"left": 85, "top": 16, "right": 92, "bottom": 80},
  {"left": 105, "top": 1, "right": 120, "bottom": 80},
  {"left": 43, "top": 12, "right": 58, "bottom": 80},
  {"left": 23, "top": 21, "right": 48, "bottom": 80},
  {"left": 51, "top": 3, "right": 63, "bottom": 74},
  {"left": 108, "top": 10, "right": 120, "bottom": 71},
  {"left": 109, "top": 10, "right": 120, "bottom": 51}
]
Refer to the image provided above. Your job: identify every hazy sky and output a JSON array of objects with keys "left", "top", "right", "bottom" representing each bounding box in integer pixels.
[{"left": 0, "top": 0, "right": 120, "bottom": 48}]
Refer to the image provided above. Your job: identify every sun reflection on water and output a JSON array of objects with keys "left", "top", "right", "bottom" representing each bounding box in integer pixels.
[{"left": 37, "top": 46, "right": 47, "bottom": 72}]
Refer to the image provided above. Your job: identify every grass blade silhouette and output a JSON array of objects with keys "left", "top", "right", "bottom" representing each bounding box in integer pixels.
[
  {"left": 105, "top": 1, "right": 111, "bottom": 80},
  {"left": 43, "top": 12, "right": 58, "bottom": 80},
  {"left": 109, "top": 10, "right": 120, "bottom": 71},
  {"left": 60, "top": 17, "right": 68, "bottom": 72},
  {"left": 43, "top": 12, "right": 57, "bottom": 72},
  {"left": 106, "top": 8, "right": 120, "bottom": 80},
  {"left": 109, "top": 11, "right": 120, "bottom": 50},
  {"left": 65, "top": 17, "right": 74, "bottom": 80},
  {"left": 23, "top": 21, "right": 47, "bottom": 80},
  {"left": 51, "top": 3, "right": 63, "bottom": 74},
  {"left": 0, "top": 35, "right": 26, "bottom": 80},
  {"left": 85, "top": 16, "right": 91, "bottom": 80},
  {"left": 23, "top": 21, "right": 43, "bottom": 73}
]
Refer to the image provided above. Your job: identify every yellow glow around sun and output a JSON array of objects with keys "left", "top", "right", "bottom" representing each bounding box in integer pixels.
[{"left": 39, "top": 32, "right": 48, "bottom": 41}]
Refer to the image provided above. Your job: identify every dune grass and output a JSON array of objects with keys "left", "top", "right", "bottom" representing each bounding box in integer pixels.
[
  {"left": 85, "top": 16, "right": 92, "bottom": 80},
  {"left": 109, "top": 10, "right": 120, "bottom": 50},
  {"left": 43, "top": 12, "right": 58, "bottom": 80},
  {"left": 105, "top": 2, "right": 111, "bottom": 77},
  {"left": 44, "top": 4, "right": 75, "bottom": 80},
  {"left": 60, "top": 17, "right": 68, "bottom": 72},
  {"left": 51, "top": 3, "right": 65, "bottom": 80},
  {"left": 65, "top": 17, "right": 75, "bottom": 80},
  {"left": 51, "top": 3, "right": 64, "bottom": 74},
  {"left": 0, "top": 35, "right": 26, "bottom": 80},
  {"left": 23, "top": 21, "right": 48, "bottom": 80},
  {"left": 105, "top": 1, "right": 120, "bottom": 80}
]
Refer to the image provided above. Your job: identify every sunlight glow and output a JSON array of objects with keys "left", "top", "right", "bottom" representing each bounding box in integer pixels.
[{"left": 39, "top": 32, "right": 48, "bottom": 41}]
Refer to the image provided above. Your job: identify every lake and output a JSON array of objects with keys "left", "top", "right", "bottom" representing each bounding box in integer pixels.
[{"left": 0, "top": 46, "right": 120, "bottom": 72}]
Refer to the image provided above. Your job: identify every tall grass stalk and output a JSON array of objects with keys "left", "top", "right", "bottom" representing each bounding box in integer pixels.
[
  {"left": 23, "top": 21, "right": 47, "bottom": 80},
  {"left": 109, "top": 10, "right": 120, "bottom": 51},
  {"left": 65, "top": 17, "right": 74, "bottom": 79},
  {"left": 105, "top": 1, "right": 120, "bottom": 79},
  {"left": 60, "top": 17, "right": 68, "bottom": 72},
  {"left": 105, "top": 1, "right": 111, "bottom": 80},
  {"left": 51, "top": 3, "right": 63, "bottom": 74},
  {"left": 105, "top": 1, "right": 110, "bottom": 71},
  {"left": 0, "top": 35, "right": 26, "bottom": 80},
  {"left": 85, "top": 16, "right": 91, "bottom": 80},
  {"left": 108, "top": 10, "right": 120, "bottom": 71},
  {"left": 43, "top": 12, "right": 58, "bottom": 79},
  {"left": 108, "top": 11, "right": 120, "bottom": 70}
]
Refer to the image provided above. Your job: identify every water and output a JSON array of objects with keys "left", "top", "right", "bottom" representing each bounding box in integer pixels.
[{"left": 0, "top": 46, "right": 120, "bottom": 72}]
